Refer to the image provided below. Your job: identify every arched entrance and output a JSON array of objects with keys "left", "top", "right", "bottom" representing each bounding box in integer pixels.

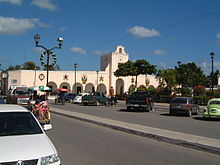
[
  {"left": 116, "top": 79, "right": 124, "bottom": 96},
  {"left": 85, "top": 83, "right": 95, "bottom": 93},
  {"left": 97, "top": 83, "right": 107, "bottom": 94},
  {"left": 48, "top": 81, "right": 57, "bottom": 92},
  {"left": 73, "top": 83, "right": 83, "bottom": 94},
  {"left": 59, "top": 82, "right": 71, "bottom": 91}
]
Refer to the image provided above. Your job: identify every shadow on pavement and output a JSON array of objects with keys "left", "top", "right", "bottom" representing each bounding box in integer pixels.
[
  {"left": 193, "top": 116, "right": 220, "bottom": 122},
  {"left": 118, "top": 108, "right": 147, "bottom": 113}
]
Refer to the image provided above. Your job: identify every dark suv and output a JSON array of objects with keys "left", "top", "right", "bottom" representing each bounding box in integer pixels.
[{"left": 169, "top": 97, "right": 199, "bottom": 117}]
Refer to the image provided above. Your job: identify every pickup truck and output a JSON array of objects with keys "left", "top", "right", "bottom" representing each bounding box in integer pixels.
[
  {"left": 126, "top": 91, "right": 154, "bottom": 112},
  {"left": 82, "top": 92, "right": 109, "bottom": 106},
  {"left": 6, "top": 86, "right": 31, "bottom": 105}
]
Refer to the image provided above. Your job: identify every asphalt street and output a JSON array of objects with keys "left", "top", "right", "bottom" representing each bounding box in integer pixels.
[
  {"left": 50, "top": 102, "right": 220, "bottom": 139},
  {"left": 47, "top": 113, "right": 220, "bottom": 165}
]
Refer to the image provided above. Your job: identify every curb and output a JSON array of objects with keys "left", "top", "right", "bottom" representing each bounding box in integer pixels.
[{"left": 50, "top": 107, "right": 220, "bottom": 155}]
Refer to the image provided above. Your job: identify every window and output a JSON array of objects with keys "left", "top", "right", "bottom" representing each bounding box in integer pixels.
[
  {"left": 11, "top": 79, "right": 17, "bottom": 84},
  {"left": 119, "top": 48, "right": 122, "bottom": 53}
]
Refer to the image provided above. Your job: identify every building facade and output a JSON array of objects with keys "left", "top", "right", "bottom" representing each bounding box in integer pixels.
[{"left": 7, "top": 46, "right": 159, "bottom": 95}]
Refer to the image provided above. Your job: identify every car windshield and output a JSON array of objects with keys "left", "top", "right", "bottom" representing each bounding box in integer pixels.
[
  {"left": 209, "top": 101, "right": 220, "bottom": 105},
  {"left": 171, "top": 98, "right": 187, "bottom": 104},
  {"left": 132, "top": 92, "right": 149, "bottom": 97},
  {"left": 0, "top": 112, "right": 43, "bottom": 136}
]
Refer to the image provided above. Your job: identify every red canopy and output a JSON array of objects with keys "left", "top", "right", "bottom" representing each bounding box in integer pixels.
[{"left": 56, "top": 88, "right": 68, "bottom": 92}]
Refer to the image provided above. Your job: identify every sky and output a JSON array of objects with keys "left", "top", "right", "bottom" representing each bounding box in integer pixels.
[{"left": 0, "top": 0, "right": 220, "bottom": 75}]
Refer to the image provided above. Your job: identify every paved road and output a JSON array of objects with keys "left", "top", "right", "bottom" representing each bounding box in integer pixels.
[
  {"left": 47, "top": 113, "right": 220, "bottom": 165},
  {"left": 50, "top": 102, "right": 220, "bottom": 139}
]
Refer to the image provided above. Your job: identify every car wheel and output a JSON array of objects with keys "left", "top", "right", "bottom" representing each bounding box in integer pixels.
[{"left": 127, "top": 107, "right": 131, "bottom": 111}]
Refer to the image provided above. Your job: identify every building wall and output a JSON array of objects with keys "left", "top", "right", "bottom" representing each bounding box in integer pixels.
[{"left": 7, "top": 46, "right": 159, "bottom": 95}]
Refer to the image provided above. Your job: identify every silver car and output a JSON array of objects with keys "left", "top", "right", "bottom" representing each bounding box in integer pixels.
[{"left": 169, "top": 97, "right": 199, "bottom": 117}]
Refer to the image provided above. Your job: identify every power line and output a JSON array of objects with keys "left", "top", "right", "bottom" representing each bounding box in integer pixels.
[{"left": 80, "top": 9, "right": 220, "bottom": 48}]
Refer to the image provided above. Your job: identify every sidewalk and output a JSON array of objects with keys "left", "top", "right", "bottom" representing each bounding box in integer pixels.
[{"left": 50, "top": 107, "right": 220, "bottom": 155}]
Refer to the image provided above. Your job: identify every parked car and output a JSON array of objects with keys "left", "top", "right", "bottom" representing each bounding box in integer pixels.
[
  {"left": 203, "top": 98, "right": 220, "bottom": 119},
  {"left": 169, "top": 97, "right": 199, "bottom": 117},
  {"left": 6, "top": 86, "right": 31, "bottom": 105},
  {"left": 72, "top": 93, "right": 89, "bottom": 104},
  {"left": 64, "top": 92, "right": 77, "bottom": 102},
  {"left": 0, "top": 104, "right": 61, "bottom": 164},
  {"left": 82, "top": 92, "right": 109, "bottom": 106},
  {"left": 126, "top": 91, "right": 154, "bottom": 112}
]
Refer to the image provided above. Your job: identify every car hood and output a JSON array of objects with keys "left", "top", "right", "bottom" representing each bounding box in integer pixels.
[{"left": 0, "top": 133, "right": 57, "bottom": 162}]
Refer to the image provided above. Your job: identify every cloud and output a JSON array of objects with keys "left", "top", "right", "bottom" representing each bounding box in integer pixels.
[
  {"left": 216, "top": 33, "right": 220, "bottom": 44},
  {"left": 58, "top": 27, "right": 67, "bottom": 31},
  {"left": 31, "top": 0, "right": 58, "bottom": 11},
  {"left": 70, "top": 47, "right": 87, "bottom": 54},
  {"left": 0, "top": 0, "right": 22, "bottom": 5},
  {"left": 198, "top": 60, "right": 220, "bottom": 75},
  {"left": 0, "top": 57, "right": 10, "bottom": 61},
  {"left": 93, "top": 50, "right": 108, "bottom": 56},
  {"left": 153, "top": 50, "right": 165, "bottom": 56},
  {"left": 127, "top": 26, "right": 160, "bottom": 38},
  {"left": 0, "top": 16, "right": 46, "bottom": 35},
  {"left": 156, "top": 62, "right": 170, "bottom": 69}
]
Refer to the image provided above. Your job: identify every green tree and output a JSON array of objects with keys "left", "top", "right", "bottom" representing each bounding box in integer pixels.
[
  {"left": 23, "top": 61, "right": 40, "bottom": 70},
  {"left": 175, "top": 62, "right": 208, "bottom": 87},
  {"left": 114, "top": 59, "right": 156, "bottom": 88},
  {"left": 156, "top": 69, "right": 177, "bottom": 90}
]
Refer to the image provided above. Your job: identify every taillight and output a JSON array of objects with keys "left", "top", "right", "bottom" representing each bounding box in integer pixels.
[
  {"left": 146, "top": 97, "right": 149, "bottom": 104},
  {"left": 125, "top": 97, "right": 128, "bottom": 104},
  {"left": 186, "top": 104, "right": 190, "bottom": 109}
]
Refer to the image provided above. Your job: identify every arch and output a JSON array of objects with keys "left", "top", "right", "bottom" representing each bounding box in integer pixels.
[
  {"left": 97, "top": 83, "right": 107, "bottom": 94},
  {"left": 85, "top": 83, "right": 95, "bottom": 93},
  {"left": 116, "top": 78, "right": 124, "bottom": 96},
  {"left": 48, "top": 81, "right": 57, "bottom": 92},
  {"left": 73, "top": 83, "right": 83, "bottom": 94},
  {"left": 59, "top": 82, "right": 71, "bottom": 91}
]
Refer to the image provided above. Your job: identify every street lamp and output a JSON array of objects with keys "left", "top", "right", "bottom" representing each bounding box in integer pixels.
[
  {"left": 96, "top": 70, "right": 99, "bottom": 92},
  {"left": 34, "top": 33, "right": 63, "bottom": 87},
  {"left": 210, "top": 52, "right": 215, "bottom": 95},
  {"left": 74, "top": 63, "right": 77, "bottom": 93}
]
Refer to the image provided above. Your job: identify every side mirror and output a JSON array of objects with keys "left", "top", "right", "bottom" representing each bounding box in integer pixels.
[{"left": 43, "top": 124, "right": 52, "bottom": 131}]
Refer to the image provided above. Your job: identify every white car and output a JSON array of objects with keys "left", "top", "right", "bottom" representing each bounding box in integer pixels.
[
  {"left": 72, "top": 93, "right": 89, "bottom": 104},
  {"left": 0, "top": 104, "right": 61, "bottom": 165}
]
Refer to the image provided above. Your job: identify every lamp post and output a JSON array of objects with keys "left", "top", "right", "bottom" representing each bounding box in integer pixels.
[
  {"left": 210, "top": 52, "right": 215, "bottom": 95},
  {"left": 74, "top": 63, "right": 77, "bottom": 93},
  {"left": 96, "top": 70, "right": 99, "bottom": 92},
  {"left": 34, "top": 33, "right": 63, "bottom": 87}
]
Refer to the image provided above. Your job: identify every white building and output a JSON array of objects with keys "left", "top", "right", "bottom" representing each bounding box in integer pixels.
[{"left": 7, "top": 46, "right": 159, "bottom": 95}]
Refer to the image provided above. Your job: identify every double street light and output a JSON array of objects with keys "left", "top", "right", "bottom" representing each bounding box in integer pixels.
[{"left": 34, "top": 33, "right": 64, "bottom": 87}]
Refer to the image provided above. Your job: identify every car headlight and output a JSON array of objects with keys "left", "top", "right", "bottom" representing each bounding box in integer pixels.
[{"left": 40, "top": 154, "right": 60, "bottom": 165}]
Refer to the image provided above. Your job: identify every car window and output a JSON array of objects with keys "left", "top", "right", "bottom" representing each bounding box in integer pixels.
[
  {"left": 0, "top": 112, "right": 43, "bottom": 136},
  {"left": 171, "top": 98, "right": 187, "bottom": 104},
  {"left": 210, "top": 101, "right": 220, "bottom": 105}
]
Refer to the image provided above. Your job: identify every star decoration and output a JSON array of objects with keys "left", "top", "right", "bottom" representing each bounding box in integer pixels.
[
  {"left": 63, "top": 74, "right": 69, "bottom": 80},
  {"left": 99, "top": 76, "right": 104, "bottom": 82}
]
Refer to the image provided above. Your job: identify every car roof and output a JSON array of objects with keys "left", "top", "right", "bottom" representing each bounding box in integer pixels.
[
  {"left": 209, "top": 98, "right": 220, "bottom": 101},
  {"left": 0, "top": 104, "right": 28, "bottom": 113}
]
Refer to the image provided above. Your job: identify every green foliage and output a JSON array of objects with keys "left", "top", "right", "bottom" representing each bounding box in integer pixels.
[
  {"left": 114, "top": 59, "right": 156, "bottom": 87},
  {"left": 6, "top": 61, "right": 40, "bottom": 71},
  {"left": 175, "top": 62, "right": 208, "bottom": 87},
  {"left": 156, "top": 69, "right": 177, "bottom": 89},
  {"left": 176, "top": 87, "right": 192, "bottom": 96},
  {"left": 137, "top": 85, "right": 147, "bottom": 91}
]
